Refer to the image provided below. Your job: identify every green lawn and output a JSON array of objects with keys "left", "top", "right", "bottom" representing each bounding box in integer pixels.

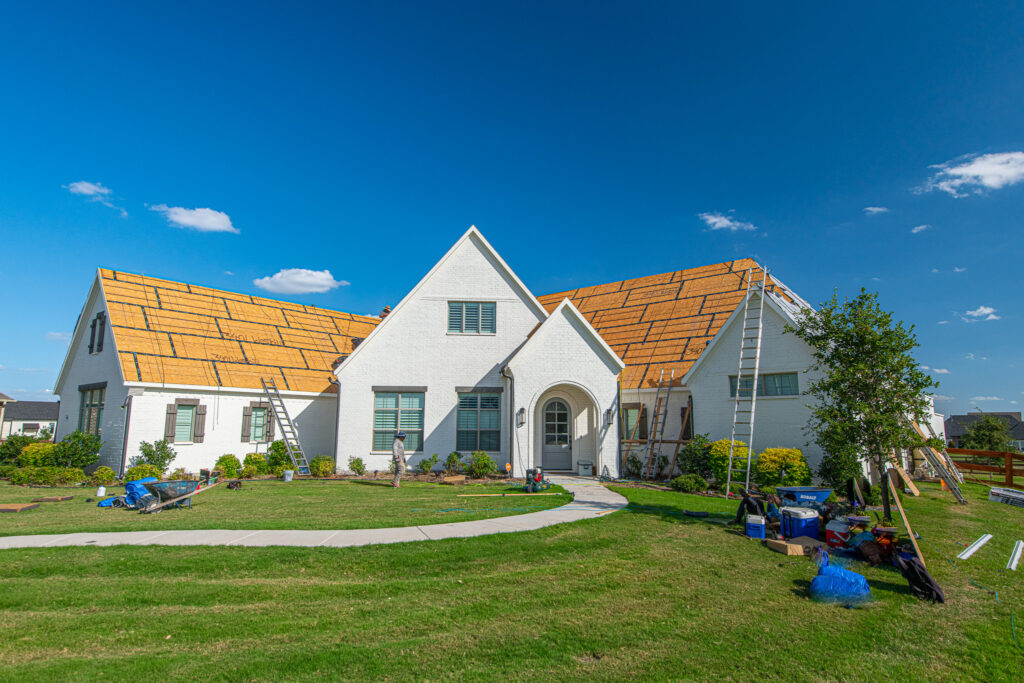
[
  {"left": 0, "top": 479, "right": 570, "bottom": 536},
  {"left": 0, "top": 481, "right": 1021, "bottom": 681}
]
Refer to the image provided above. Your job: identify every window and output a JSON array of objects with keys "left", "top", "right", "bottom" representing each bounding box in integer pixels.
[
  {"left": 622, "top": 403, "right": 648, "bottom": 440},
  {"left": 78, "top": 387, "right": 105, "bottom": 436},
  {"left": 373, "top": 392, "right": 424, "bottom": 451},
  {"left": 729, "top": 372, "right": 799, "bottom": 398},
  {"left": 175, "top": 405, "right": 195, "bottom": 442},
  {"left": 164, "top": 400, "right": 206, "bottom": 443},
  {"left": 448, "top": 302, "right": 496, "bottom": 334},
  {"left": 251, "top": 408, "right": 268, "bottom": 442},
  {"left": 457, "top": 393, "right": 501, "bottom": 451},
  {"left": 241, "top": 402, "right": 274, "bottom": 443},
  {"left": 22, "top": 423, "right": 39, "bottom": 435}
]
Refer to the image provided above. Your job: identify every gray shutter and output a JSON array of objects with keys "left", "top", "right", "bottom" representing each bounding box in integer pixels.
[
  {"left": 193, "top": 405, "right": 207, "bottom": 443},
  {"left": 265, "top": 405, "right": 275, "bottom": 440},
  {"left": 88, "top": 318, "right": 97, "bottom": 353},
  {"left": 164, "top": 404, "right": 177, "bottom": 442},
  {"left": 96, "top": 313, "right": 106, "bottom": 352},
  {"left": 241, "top": 406, "right": 252, "bottom": 442}
]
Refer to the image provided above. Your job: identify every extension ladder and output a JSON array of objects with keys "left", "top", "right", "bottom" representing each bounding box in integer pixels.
[
  {"left": 725, "top": 269, "right": 767, "bottom": 495},
  {"left": 261, "top": 377, "right": 311, "bottom": 476},
  {"left": 641, "top": 369, "right": 674, "bottom": 479}
]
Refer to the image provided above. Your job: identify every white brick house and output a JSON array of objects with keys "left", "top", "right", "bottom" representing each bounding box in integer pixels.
[{"left": 334, "top": 228, "right": 624, "bottom": 477}]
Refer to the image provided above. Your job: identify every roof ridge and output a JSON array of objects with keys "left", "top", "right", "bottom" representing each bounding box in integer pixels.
[{"left": 537, "top": 257, "right": 761, "bottom": 298}]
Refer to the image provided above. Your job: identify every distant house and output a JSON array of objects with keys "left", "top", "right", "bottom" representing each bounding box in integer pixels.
[
  {"left": 945, "top": 412, "right": 1024, "bottom": 451},
  {"left": 0, "top": 392, "right": 14, "bottom": 437},
  {"left": 1, "top": 400, "right": 59, "bottom": 440}
]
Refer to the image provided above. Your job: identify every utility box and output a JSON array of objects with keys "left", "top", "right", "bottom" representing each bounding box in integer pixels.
[{"left": 577, "top": 461, "right": 593, "bottom": 477}]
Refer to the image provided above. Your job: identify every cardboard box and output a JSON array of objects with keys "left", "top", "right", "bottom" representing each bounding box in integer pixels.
[{"left": 765, "top": 536, "right": 825, "bottom": 556}]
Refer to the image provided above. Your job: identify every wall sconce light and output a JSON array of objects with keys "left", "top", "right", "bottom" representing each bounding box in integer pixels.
[
  {"left": 604, "top": 408, "right": 615, "bottom": 426},
  {"left": 516, "top": 408, "right": 526, "bottom": 427}
]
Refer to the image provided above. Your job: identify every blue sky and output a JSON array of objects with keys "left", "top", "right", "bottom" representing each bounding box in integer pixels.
[{"left": 0, "top": 2, "right": 1020, "bottom": 416}]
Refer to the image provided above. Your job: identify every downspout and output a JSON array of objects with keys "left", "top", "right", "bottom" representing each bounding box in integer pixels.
[
  {"left": 500, "top": 365, "right": 515, "bottom": 476},
  {"left": 119, "top": 393, "right": 134, "bottom": 477},
  {"left": 615, "top": 375, "right": 623, "bottom": 479}
]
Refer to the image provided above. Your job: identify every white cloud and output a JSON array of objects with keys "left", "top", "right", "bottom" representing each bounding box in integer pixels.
[
  {"left": 971, "top": 395, "right": 1004, "bottom": 402},
  {"left": 911, "top": 224, "right": 930, "bottom": 234},
  {"left": 932, "top": 394, "right": 954, "bottom": 401},
  {"left": 45, "top": 332, "right": 71, "bottom": 342},
  {"left": 938, "top": 320, "right": 949, "bottom": 325},
  {"left": 253, "top": 268, "right": 349, "bottom": 295},
  {"left": 64, "top": 180, "right": 127, "bottom": 216},
  {"left": 922, "top": 151, "right": 1024, "bottom": 197},
  {"left": 965, "top": 352, "right": 988, "bottom": 361},
  {"left": 963, "top": 305, "right": 1000, "bottom": 322},
  {"left": 17, "top": 368, "right": 52, "bottom": 374},
  {"left": 150, "top": 205, "right": 238, "bottom": 233},
  {"left": 871, "top": 277, "right": 881, "bottom": 282},
  {"left": 224, "top": 270, "right": 234, "bottom": 276},
  {"left": 863, "top": 206, "right": 889, "bottom": 215},
  {"left": 698, "top": 212, "right": 757, "bottom": 232},
  {"left": 931, "top": 268, "right": 940, "bottom": 273},
  {"left": 932, "top": 368, "right": 950, "bottom": 374},
  {"left": 921, "top": 365, "right": 929, "bottom": 370},
  {"left": 953, "top": 266, "right": 967, "bottom": 273}
]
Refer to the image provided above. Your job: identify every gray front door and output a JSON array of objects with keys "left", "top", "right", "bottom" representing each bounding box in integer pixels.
[{"left": 542, "top": 399, "right": 572, "bottom": 470}]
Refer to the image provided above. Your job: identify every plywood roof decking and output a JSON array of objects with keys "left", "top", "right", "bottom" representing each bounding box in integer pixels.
[
  {"left": 536, "top": 258, "right": 799, "bottom": 389},
  {"left": 99, "top": 269, "right": 380, "bottom": 394}
]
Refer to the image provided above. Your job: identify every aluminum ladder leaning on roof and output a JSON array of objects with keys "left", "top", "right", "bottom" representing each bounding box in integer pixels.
[
  {"left": 261, "top": 377, "right": 312, "bottom": 476},
  {"left": 641, "top": 369, "right": 674, "bottom": 479},
  {"left": 725, "top": 268, "right": 767, "bottom": 496}
]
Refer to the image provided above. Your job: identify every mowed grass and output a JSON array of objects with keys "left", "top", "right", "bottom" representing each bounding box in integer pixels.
[
  {"left": 0, "top": 481, "right": 1022, "bottom": 681},
  {"left": 0, "top": 479, "right": 569, "bottom": 536}
]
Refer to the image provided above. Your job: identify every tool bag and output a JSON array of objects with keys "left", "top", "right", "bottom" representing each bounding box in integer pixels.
[{"left": 893, "top": 554, "right": 945, "bottom": 604}]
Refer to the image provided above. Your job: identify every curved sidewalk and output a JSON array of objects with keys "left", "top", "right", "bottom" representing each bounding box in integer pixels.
[{"left": 0, "top": 476, "right": 626, "bottom": 550}]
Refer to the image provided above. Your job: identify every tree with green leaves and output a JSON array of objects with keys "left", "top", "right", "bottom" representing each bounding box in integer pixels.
[
  {"left": 960, "top": 414, "right": 1018, "bottom": 452},
  {"left": 787, "top": 289, "right": 938, "bottom": 520}
]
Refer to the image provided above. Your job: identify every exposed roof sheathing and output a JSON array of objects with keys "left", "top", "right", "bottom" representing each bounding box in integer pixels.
[
  {"left": 536, "top": 259, "right": 800, "bottom": 389},
  {"left": 100, "top": 269, "right": 379, "bottom": 393}
]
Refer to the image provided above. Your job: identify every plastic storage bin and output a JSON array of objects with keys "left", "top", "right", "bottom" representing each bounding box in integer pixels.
[
  {"left": 577, "top": 461, "right": 594, "bottom": 476},
  {"left": 745, "top": 514, "right": 766, "bottom": 539},
  {"left": 781, "top": 506, "right": 819, "bottom": 539}
]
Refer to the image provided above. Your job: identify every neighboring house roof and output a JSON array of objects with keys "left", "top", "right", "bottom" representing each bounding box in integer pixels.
[
  {"left": 98, "top": 269, "right": 380, "bottom": 393},
  {"left": 0, "top": 392, "right": 14, "bottom": 402},
  {"left": 3, "top": 401, "right": 59, "bottom": 421},
  {"left": 945, "top": 412, "right": 1024, "bottom": 440},
  {"left": 536, "top": 259, "right": 807, "bottom": 389}
]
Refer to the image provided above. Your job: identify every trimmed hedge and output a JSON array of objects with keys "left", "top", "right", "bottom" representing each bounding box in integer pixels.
[
  {"left": 754, "top": 447, "right": 811, "bottom": 486},
  {"left": 124, "top": 464, "right": 162, "bottom": 481},
  {"left": 709, "top": 439, "right": 750, "bottom": 486},
  {"left": 670, "top": 474, "right": 708, "bottom": 493},
  {"left": 309, "top": 456, "right": 334, "bottom": 477},
  {"left": 10, "top": 466, "right": 87, "bottom": 486}
]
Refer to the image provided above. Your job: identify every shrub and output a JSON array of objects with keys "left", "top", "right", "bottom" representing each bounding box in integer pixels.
[
  {"left": 124, "top": 463, "right": 162, "bottom": 481},
  {"left": 670, "top": 474, "right": 709, "bottom": 493},
  {"left": 444, "top": 452, "right": 463, "bottom": 474},
  {"left": 417, "top": 453, "right": 440, "bottom": 475},
  {"left": 9, "top": 468, "right": 33, "bottom": 485},
  {"left": 267, "top": 440, "right": 292, "bottom": 470},
  {"left": 214, "top": 454, "right": 242, "bottom": 479},
  {"left": 241, "top": 464, "right": 262, "bottom": 479},
  {"left": 168, "top": 467, "right": 189, "bottom": 480},
  {"left": 466, "top": 451, "right": 497, "bottom": 479},
  {"left": 0, "top": 434, "right": 40, "bottom": 465},
  {"left": 130, "top": 440, "right": 176, "bottom": 474},
  {"left": 309, "top": 456, "right": 334, "bottom": 477},
  {"left": 709, "top": 439, "right": 751, "bottom": 486},
  {"left": 0, "top": 464, "right": 17, "bottom": 479},
  {"left": 10, "top": 466, "right": 87, "bottom": 486},
  {"left": 347, "top": 456, "right": 366, "bottom": 476},
  {"left": 91, "top": 466, "right": 118, "bottom": 485},
  {"left": 754, "top": 447, "right": 811, "bottom": 487},
  {"left": 624, "top": 451, "right": 643, "bottom": 477},
  {"left": 52, "top": 431, "right": 102, "bottom": 469},
  {"left": 243, "top": 453, "right": 270, "bottom": 474},
  {"left": 18, "top": 442, "right": 57, "bottom": 467},
  {"left": 271, "top": 465, "right": 286, "bottom": 478},
  {"left": 676, "top": 434, "right": 714, "bottom": 479}
]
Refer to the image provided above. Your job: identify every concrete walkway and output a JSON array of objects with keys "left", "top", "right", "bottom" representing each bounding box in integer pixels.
[{"left": 0, "top": 476, "right": 627, "bottom": 550}]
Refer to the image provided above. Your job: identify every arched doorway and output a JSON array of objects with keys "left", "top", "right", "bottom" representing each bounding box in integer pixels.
[{"left": 541, "top": 398, "right": 572, "bottom": 470}]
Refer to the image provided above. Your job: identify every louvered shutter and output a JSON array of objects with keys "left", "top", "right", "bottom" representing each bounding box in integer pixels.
[
  {"left": 88, "top": 318, "right": 97, "bottom": 353},
  {"left": 265, "top": 406, "right": 275, "bottom": 440},
  {"left": 193, "top": 405, "right": 207, "bottom": 443},
  {"left": 241, "top": 406, "right": 252, "bottom": 441},
  {"left": 448, "top": 302, "right": 463, "bottom": 332},
  {"left": 96, "top": 313, "right": 106, "bottom": 352},
  {"left": 481, "top": 303, "right": 496, "bottom": 333},
  {"left": 164, "top": 404, "right": 178, "bottom": 442}
]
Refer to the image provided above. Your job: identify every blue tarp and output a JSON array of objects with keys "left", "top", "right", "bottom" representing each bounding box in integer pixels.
[
  {"left": 809, "top": 550, "right": 871, "bottom": 606},
  {"left": 97, "top": 477, "right": 157, "bottom": 508}
]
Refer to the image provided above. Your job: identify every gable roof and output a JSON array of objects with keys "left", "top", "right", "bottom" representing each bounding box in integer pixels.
[
  {"left": 536, "top": 259, "right": 807, "bottom": 389},
  {"left": 509, "top": 299, "right": 626, "bottom": 372},
  {"left": 3, "top": 401, "right": 59, "bottom": 421},
  {"left": 945, "top": 412, "right": 1024, "bottom": 440},
  {"left": 0, "top": 393, "right": 13, "bottom": 403},
  {"left": 98, "top": 269, "right": 379, "bottom": 393}
]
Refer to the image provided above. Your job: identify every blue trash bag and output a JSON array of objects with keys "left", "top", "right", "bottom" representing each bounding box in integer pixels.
[
  {"left": 809, "top": 551, "right": 871, "bottom": 606},
  {"left": 125, "top": 477, "right": 158, "bottom": 507},
  {"left": 849, "top": 531, "right": 876, "bottom": 548},
  {"left": 97, "top": 497, "right": 117, "bottom": 508}
]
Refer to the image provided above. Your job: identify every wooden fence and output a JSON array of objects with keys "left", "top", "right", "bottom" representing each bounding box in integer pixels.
[{"left": 946, "top": 448, "right": 1024, "bottom": 491}]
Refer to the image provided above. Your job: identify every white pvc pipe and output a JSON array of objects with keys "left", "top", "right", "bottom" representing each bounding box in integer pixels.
[
  {"left": 1009, "top": 540, "right": 1023, "bottom": 571},
  {"left": 957, "top": 533, "right": 993, "bottom": 560}
]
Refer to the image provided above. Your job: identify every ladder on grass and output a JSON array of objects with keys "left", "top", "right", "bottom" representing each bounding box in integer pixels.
[
  {"left": 725, "top": 268, "right": 767, "bottom": 496},
  {"left": 261, "top": 377, "right": 311, "bottom": 476},
  {"left": 641, "top": 369, "right": 674, "bottom": 479}
]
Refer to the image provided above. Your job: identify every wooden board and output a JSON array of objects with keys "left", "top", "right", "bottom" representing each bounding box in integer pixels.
[
  {"left": 441, "top": 475, "right": 467, "bottom": 485},
  {"left": 0, "top": 503, "right": 40, "bottom": 513},
  {"left": 30, "top": 496, "right": 74, "bottom": 503},
  {"left": 890, "top": 465, "right": 920, "bottom": 496},
  {"left": 852, "top": 478, "right": 866, "bottom": 507},
  {"left": 456, "top": 493, "right": 562, "bottom": 497},
  {"left": 888, "top": 475, "right": 926, "bottom": 569}
]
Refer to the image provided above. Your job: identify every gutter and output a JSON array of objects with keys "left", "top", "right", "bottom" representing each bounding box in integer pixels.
[{"left": 500, "top": 365, "right": 515, "bottom": 475}]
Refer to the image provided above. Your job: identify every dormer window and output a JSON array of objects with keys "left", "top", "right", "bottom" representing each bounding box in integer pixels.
[
  {"left": 88, "top": 312, "right": 106, "bottom": 354},
  {"left": 448, "top": 302, "right": 496, "bottom": 335}
]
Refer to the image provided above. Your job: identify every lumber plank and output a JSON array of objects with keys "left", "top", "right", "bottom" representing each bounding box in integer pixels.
[
  {"left": 0, "top": 503, "right": 40, "bottom": 513},
  {"left": 441, "top": 475, "right": 467, "bottom": 485},
  {"left": 456, "top": 493, "right": 562, "bottom": 497},
  {"left": 30, "top": 496, "right": 74, "bottom": 503},
  {"left": 888, "top": 475, "right": 926, "bottom": 569},
  {"left": 851, "top": 478, "right": 865, "bottom": 507},
  {"left": 890, "top": 466, "right": 920, "bottom": 496}
]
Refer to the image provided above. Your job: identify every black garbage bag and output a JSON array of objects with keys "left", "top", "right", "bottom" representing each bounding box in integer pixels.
[
  {"left": 733, "top": 489, "right": 767, "bottom": 524},
  {"left": 894, "top": 553, "right": 945, "bottom": 603}
]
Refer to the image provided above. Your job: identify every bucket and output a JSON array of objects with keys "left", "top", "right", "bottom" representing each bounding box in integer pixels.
[
  {"left": 96, "top": 486, "right": 106, "bottom": 497},
  {"left": 745, "top": 514, "right": 766, "bottom": 539},
  {"left": 283, "top": 470, "right": 294, "bottom": 482},
  {"left": 781, "top": 506, "right": 819, "bottom": 539}
]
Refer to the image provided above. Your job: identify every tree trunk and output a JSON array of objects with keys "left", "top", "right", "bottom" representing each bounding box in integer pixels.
[{"left": 881, "top": 464, "right": 892, "bottom": 522}]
